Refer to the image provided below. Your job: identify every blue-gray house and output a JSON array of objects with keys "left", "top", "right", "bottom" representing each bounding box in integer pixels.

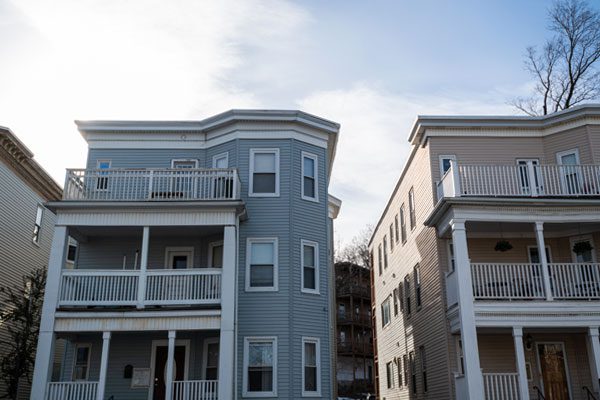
[{"left": 30, "top": 110, "right": 342, "bottom": 400}]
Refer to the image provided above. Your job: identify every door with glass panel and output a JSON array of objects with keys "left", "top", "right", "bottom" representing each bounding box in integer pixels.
[{"left": 557, "top": 150, "right": 581, "bottom": 194}]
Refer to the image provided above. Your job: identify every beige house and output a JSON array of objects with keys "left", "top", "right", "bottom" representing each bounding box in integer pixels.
[{"left": 369, "top": 104, "right": 600, "bottom": 400}]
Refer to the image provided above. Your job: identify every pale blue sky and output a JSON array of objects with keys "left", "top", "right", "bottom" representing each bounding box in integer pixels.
[{"left": 0, "top": 0, "right": 583, "bottom": 244}]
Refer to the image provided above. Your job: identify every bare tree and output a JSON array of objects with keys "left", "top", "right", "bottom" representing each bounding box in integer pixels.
[
  {"left": 512, "top": 0, "right": 600, "bottom": 115},
  {"left": 335, "top": 225, "right": 374, "bottom": 269}
]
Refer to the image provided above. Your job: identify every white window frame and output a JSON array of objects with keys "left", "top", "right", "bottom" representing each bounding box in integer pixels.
[
  {"left": 438, "top": 154, "right": 456, "bottom": 177},
  {"left": 246, "top": 238, "right": 278, "bottom": 292},
  {"left": 95, "top": 159, "right": 111, "bottom": 191},
  {"left": 527, "top": 245, "right": 553, "bottom": 263},
  {"left": 386, "top": 361, "right": 394, "bottom": 389},
  {"left": 249, "top": 148, "right": 280, "bottom": 197},
  {"left": 556, "top": 148, "right": 580, "bottom": 165},
  {"left": 408, "top": 187, "right": 416, "bottom": 230},
  {"left": 171, "top": 159, "right": 199, "bottom": 168},
  {"left": 301, "top": 337, "right": 321, "bottom": 396},
  {"left": 243, "top": 336, "right": 278, "bottom": 398},
  {"left": 389, "top": 224, "right": 395, "bottom": 252},
  {"left": 301, "top": 151, "right": 319, "bottom": 202},
  {"left": 207, "top": 241, "right": 224, "bottom": 268},
  {"left": 72, "top": 343, "right": 92, "bottom": 381},
  {"left": 556, "top": 148, "right": 582, "bottom": 193},
  {"left": 300, "top": 240, "right": 319, "bottom": 294},
  {"left": 32, "top": 204, "right": 44, "bottom": 245},
  {"left": 66, "top": 237, "right": 78, "bottom": 265},
  {"left": 447, "top": 240, "right": 455, "bottom": 272},
  {"left": 569, "top": 234, "right": 596, "bottom": 263},
  {"left": 164, "top": 246, "right": 194, "bottom": 269},
  {"left": 212, "top": 152, "right": 229, "bottom": 169},
  {"left": 381, "top": 296, "right": 391, "bottom": 328},
  {"left": 202, "top": 337, "right": 219, "bottom": 380}
]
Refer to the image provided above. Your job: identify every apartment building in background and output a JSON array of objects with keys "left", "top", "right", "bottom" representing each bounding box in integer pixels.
[
  {"left": 29, "top": 110, "right": 341, "bottom": 400},
  {"left": 0, "top": 126, "right": 62, "bottom": 399},
  {"left": 370, "top": 104, "right": 600, "bottom": 400},
  {"left": 335, "top": 262, "right": 374, "bottom": 398}
]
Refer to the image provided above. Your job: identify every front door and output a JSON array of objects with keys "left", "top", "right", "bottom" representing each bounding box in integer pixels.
[
  {"left": 538, "top": 343, "right": 570, "bottom": 400},
  {"left": 153, "top": 345, "right": 186, "bottom": 400}
]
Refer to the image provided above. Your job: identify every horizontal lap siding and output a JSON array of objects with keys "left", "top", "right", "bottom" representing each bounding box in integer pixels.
[
  {"left": 544, "top": 125, "right": 593, "bottom": 164},
  {"left": 0, "top": 160, "right": 56, "bottom": 399}
]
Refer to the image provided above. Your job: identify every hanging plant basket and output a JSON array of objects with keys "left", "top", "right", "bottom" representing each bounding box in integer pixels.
[
  {"left": 573, "top": 241, "right": 593, "bottom": 255},
  {"left": 494, "top": 240, "right": 513, "bottom": 252}
]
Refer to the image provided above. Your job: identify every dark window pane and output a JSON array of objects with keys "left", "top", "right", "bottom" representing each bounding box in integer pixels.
[
  {"left": 253, "top": 173, "right": 276, "bottom": 193},
  {"left": 305, "top": 366, "right": 317, "bottom": 391},
  {"left": 304, "top": 267, "right": 315, "bottom": 289},
  {"left": 67, "top": 245, "right": 77, "bottom": 262},
  {"left": 303, "top": 177, "right": 315, "bottom": 198},
  {"left": 248, "top": 368, "right": 273, "bottom": 391},
  {"left": 250, "top": 264, "right": 274, "bottom": 287}
]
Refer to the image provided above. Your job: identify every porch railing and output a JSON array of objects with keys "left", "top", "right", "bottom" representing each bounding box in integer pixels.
[
  {"left": 46, "top": 382, "right": 98, "bottom": 400},
  {"left": 549, "top": 263, "right": 600, "bottom": 299},
  {"left": 437, "top": 162, "right": 600, "bottom": 199},
  {"left": 58, "top": 269, "right": 222, "bottom": 307},
  {"left": 64, "top": 168, "right": 241, "bottom": 201},
  {"left": 483, "top": 372, "right": 520, "bottom": 400},
  {"left": 471, "top": 263, "right": 546, "bottom": 300},
  {"left": 173, "top": 380, "right": 218, "bottom": 400}
]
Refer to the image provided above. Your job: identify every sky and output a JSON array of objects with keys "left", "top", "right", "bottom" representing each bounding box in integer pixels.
[{"left": 0, "top": 0, "right": 569, "bottom": 245}]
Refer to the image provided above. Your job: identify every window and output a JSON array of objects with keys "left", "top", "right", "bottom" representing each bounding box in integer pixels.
[
  {"left": 409, "top": 351, "right": 416, "bottom": 394},
  {"left": 393, "top": 288, "right": 399, "bottom": 316},
  {"left": 212, "top": 152, "right": 229, "bottom": 168},
  {"left": 301, "top": 240, "right": 319, "bottom": 293},
  {"left": 448, "top": 241, "right": 455, "bottom": 271},
  {"left": 73, "top": 344, "right": 91, "bottom": 381},
  {"left": 96, "top": 160, "right": 111, "bottom": 190},
  {"left": 378, "top": 245, "right": 383, "bottom": 276},
  {"left": 381, "top": 297, "right": 391, "bottom": 327},
  {"left": 527, "top": 245, "right": 552, "bottom": 264},
  {"left": 557, "top": 149, "right": 581, "bottom": 194},
  {"left": 171, "top": 159, "right": 198, "bottom": 169},
  {"left": 420, "top": 346, "right": 427, "bottom": 392},
  {"left": 165, "top": 247, "right": 193, "bottom": 269},
  {"left": 397, "top": 357, "right": 403, "bottom": 386},
  {"left": 243, "top": 337, "right": 277, "bottom": 397},
  {"left": 389, "top": 224, "right": 394, "bottom": 251},
  {"left": 439, "top": 155, "right": 456, "bottom": 176},
  {"left": 400, "top": 204, "right": 407, "bottom": 244},
  {"left": 517, "top": 159, "right": 542, "bottom": 194},
  {"left": 301, "top": 152, "right": 318, "bottom": 201},
  {"left": 456, "top": 338, "right": 465, "bottom": 375},
  {"left": 570, "top": 235, "right": 596, "bottom": 263},
  {"left": 394, "top": 215, "right": 400, "bottom": 244},
  {"left": 246, "top": 238, "right": 278, "bottom": 291},
  {"left": 398, "top": 282, "right": 404, "bottom": 313},
  {"left": 66, "top": 237, "right": 78, "bottom": 264},
  {"left": 32, "top": 205, "right": 43, "bottom": 244},
  {"left": 203, "top": 338, "right": 219, "bottom": 380},
  {"left": 403, "top": 354, "right": 408, "bottom": 387},
  {"left": 404, "top": 275, "right": 411, "bottom": 316},
  {"left": 386, "top": 361, "right": 394, "bottom": 389},
  {"left": 408, "top": 187, "right": 416, "bottom": 230},
  {"left": 383, "top": 236, "right": 388, "bottom": 269},
  {"left": 208, "top": 241, "right": 224, "bottom": 268},
  {"left": 250, "top": 149, "right": 279, "bottom": 196},
  {"left": 414, "top": 265, "right": 422, "bottom": 309},
  {"left": 302, "top": 338, "right": 320, "bottom": 396}
]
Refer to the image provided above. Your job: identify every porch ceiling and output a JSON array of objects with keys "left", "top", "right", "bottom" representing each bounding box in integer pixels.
[{"left": 71, "top": 224, "right": 224, "bottom": 238}]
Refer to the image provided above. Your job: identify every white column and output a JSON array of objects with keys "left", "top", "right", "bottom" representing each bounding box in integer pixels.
[
  {"left": 137, "top": 226, "right": 150, "bottom": 309},
  {"left": 97, "top": 332, "right": 111, "bottom": 400},
  {"left": 218, "top": 225, "right": 236, "bottom": 400},
  {"left": 31, "top": 225, "right": 68, "bottom": 400},
  {"left": 451, "top": 159, "right": 462, "bottom": 197},
  {"left": 534, "top": 222, "right": 553, "bottom": 301},
  {"left": 513, "top": 327, "right": 530, "bottom": 400},
  {"left": 451, "top": 220, "right": 484, "bottom": 400},
  {"left": 165, "top": 331, "right": 176, "bottom": 400},
  {"left": 588, "top": 327, "right": 600, "bottom": 392}
]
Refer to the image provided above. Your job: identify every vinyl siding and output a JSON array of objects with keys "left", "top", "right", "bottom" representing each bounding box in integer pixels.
[{"left": 0, "top": 159, "right": 56, "bottom": 399}]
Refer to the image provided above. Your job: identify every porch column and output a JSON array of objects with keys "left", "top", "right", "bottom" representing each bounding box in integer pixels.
[
  {"left": 512, "top": 327, "right": 530, "bottom": 400},
  {"left": 588, "top": 327, "right": 600, "bottom": 392},
  {"left": 218, "top": 225, "right": 236, "bottom": 400},
  {"left": 31, "top": 225, "right": 68, "bottom": 400},
  {"left": 451, "top": 219, "right": 484, "bottom": 400},
  {"left": 534, "top": 222, "right": 553, "bottom": 301},
  {"left": 165, "top": 330, "right": 176, "bottom": 400},
  {"left": 97, "top": 332, "right": 111, "bottom": 400},
  {"left": 137, "top": 226, "right": 150, "bottom": 309}
]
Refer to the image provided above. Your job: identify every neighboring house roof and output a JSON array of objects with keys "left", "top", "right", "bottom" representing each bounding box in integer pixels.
[
  {"left": 0, "top": 126, "right": 62, "bottom": 201},
  {"left": 75, "top": 109, "right": 341, "bottom": 177}
]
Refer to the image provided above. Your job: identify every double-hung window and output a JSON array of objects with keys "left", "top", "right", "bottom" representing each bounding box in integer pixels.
[
  {"left": 410, "top": 351, "right": 416, "bottom": 394},
  {"left": 397, "top": 357, "right": 403, "bottom": 386},
  {"left": 394, "top": 215, "right": 400, "bottom": 244},
  {"left": 409, "top": 187, "right": 416, "bottom": 230},
  {"left": 400, "top": 204, "right": 407, "bottom": 244},
  {"left": 381, "top": 297, "right": 391, "bottom": 327},
  {"left": 301, "top": 152, "right": 318, "bottom": 201},
  {"left": 302, "top": 337, "right": 321, "bottom": 396},
  {"left": 250, "top": 149, "right": 279, "bottom": 196},
  {"left": 389, "top": 224, "right": 394, "bottom": 251},
  {"left": 244, "top": 337, "right": 277, "bottom": 397},
  {"left": 96, "top": 160, "right": 111, "bottom": 190},
  {"left": 378, "top": 245, "right": 383, "bottom": 276},
  {"left": 383, "top": 236, "right": 388, "bottom": 269},
  {"left": 301, "top": 240, "right": 319, "bottom": 293},
  {"left": 386, "top": 361, "right": 394, "bottom": 389},
  {"left": 393, "top": 288, "right": 399, "bottom": 316},
  {"left": 246, "top": 238, "right": 278, "bottom": 291},
  {"left": 32, "top": 205, "right": 43, "bottom": 244},
  {"left": 420, "top": 346, "right": 428, "bottom": 392},
  {"left": 414, "top": 265, "right": 422, "bottom": 309},
  {"left": 403, "top": 354, "right": 408, "bottom": 387},
  {"left": 404, "top": 275, "right": 412, "bottom": 316},
  {"left": 73, "top": 344, "right": 91, "bottom": 381}
]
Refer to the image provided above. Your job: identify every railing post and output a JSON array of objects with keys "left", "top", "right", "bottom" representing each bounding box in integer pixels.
[
  {"left": 534, "top": 222, "right": 553, "bottom": 301},
  {"left": 451, "top": 160, "right": 461, "bottom": 197},
  {"left": 137, "top": 226, "right": 150, "bottom": 309},
  {"left": 513, "top": 327, "right": 531, "bottom": 400},
  {"left": 148, "top": 170, "right": 154, "bottom": 199},
  {"left": 527, "top": 161, "right": 538, "bottom": 197}
]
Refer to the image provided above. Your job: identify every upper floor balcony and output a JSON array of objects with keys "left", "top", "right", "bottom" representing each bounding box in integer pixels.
[
  {"left": 437, "top": 161, "right": 600, "bottom": 200},
  {"left": 63, "top": 168, "right": 241, "bottom": 202}
]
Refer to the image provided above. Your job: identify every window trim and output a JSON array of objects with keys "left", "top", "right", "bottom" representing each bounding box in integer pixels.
[
  {"left": 208, "top": 241, "right": 224, "bottom": 268},
  {"left": 377, "top": 245, "right": 383, "bottom": 276},
  {"left": 410, "top": 351, "right": 416, "bottom": 394},
  {"left": 66, "top": 237, "right": 78, "bottom": 264},
  {"left": 301, "top": 337, "right": 321, "bottom": 397},
  {"left": 249, "top": 148, "right": 280, "bottom": 197},
  {"left": 243, "top": 336, "right": 278, "bottom": 398},
  {"left": 389, "top": 224, "right": 395, "bottom": 252},
  {"left": 202, "top": 337, "right": 220, "bottom": 380},
  {"left": 400, "top": 204, "right": 407, "bottom": 244},
  {"left": 386, "top": 361, "right": 394, "bottom": 389},
  {"left": 420, "top": 345, "right": 428, "bottom": 393},
  {"left": 414, "top": 265, "right": 422, "bottom": 310},
  {"left": 383, "top": 236, "right": 388, "bottom": 269},
  {"left": 556, "top": 148, "right": 580, "bottom": 165},
  {"left": 95, "top": 159, "right": 111, "bottom": 191},
  {"left": 381, "top": 296, "right": 391, "bottom": 328},
  {"left": 394, "top": 215, "right": 400, "bottom": 244},
  {"left": 212, "top": 152, "right": 229, "bottom": 169},
  {"left": 301, "top": 151, "right": 319, "bottom": 202},
  {"left": 246, "top": 238, "right": 278, "bottom": 292},
  {"left": 408, "top": 187, "right": 416, "bottom": 230},
  {"left": 164, "top": 246, "right": 194, "bottom": 269},
  {"left": 170, "top": 159, "right": 199, "bottom": 168},
  {"left": 438, "top": 154, "right": 456, "bottom": 177},
  {"left": 32, "top": 204, "right": 44, "bottom": 245},
  {"left": 72, "top": 343, "right": 92, "bottom": 381},
  {"left": 300, "top": 240, "right": 320, "bottom": 294}
]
